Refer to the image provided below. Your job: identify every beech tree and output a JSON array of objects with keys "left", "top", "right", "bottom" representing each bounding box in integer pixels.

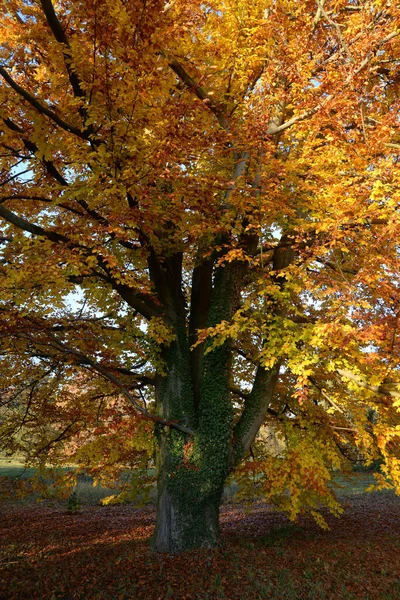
[{"left": 1, "top": 0, "right": 400, "bottom": 552}]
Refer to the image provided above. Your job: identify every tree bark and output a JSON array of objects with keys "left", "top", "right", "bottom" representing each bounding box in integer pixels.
[
  {"left": 151, "top": 255, "right": 273, "bottom": 553},
  {"left": 152, "top": 483, "right": 221, "bottom": 553},
  {"left": 152, "top": 429, "right": 223, "bottom": 553},
  {"left": 151, "top": 305, "right": 230, "bottom": 552}
]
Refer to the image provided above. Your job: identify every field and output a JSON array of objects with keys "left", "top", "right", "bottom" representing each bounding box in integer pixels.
[{"left": 0, "top": 468, "right": 399, "bottom": 600}]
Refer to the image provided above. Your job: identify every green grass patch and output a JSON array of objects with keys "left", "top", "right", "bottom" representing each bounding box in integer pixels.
[
  {"left": 0, "top": 457, "right": 117, "bottom": 504},
  {"left": 331, "top": 472, "right": 385, "bottom": 496},
  {"left": 73, "top": 479, "right": 116, "bottom": 504},
  {"left": 0, "top": 456, "right": 36, "bottom": 479}
]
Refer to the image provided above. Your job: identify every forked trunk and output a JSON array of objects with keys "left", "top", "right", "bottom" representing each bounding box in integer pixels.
[{"left": 150, "top": 263, "right": 245, "bottom": 553}]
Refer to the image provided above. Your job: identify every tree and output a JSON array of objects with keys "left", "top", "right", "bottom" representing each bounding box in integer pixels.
[{"left": 0, "top": 0, "right": 399, "bottom": 552}]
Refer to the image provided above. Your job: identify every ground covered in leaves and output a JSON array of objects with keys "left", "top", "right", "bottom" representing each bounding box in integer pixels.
[{"left": 1, "top": 487, "right": 399, "bottom": 600}]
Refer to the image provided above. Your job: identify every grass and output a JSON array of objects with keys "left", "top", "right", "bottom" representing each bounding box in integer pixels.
[
  {"left": 0, "top": 456, "right": 37, "bottom": 479},
  {"left": 331, "top": 471, "right": 379, "bottom": 496},
  {"left": 72, "top": 478, "right": 117, "bottom": 504},
  {"left": 0, "top": 456, "right": 119, "bottom": 504},
  {"left": 0, "top": 455, "right": 389, "bottom": 507},
  {"left": 0, "top": 457, "right": 236, "bottom": 506}
]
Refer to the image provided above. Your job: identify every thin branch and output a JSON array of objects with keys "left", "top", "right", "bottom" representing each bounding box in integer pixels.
[
  {"left": 337, "top": 368, "right": 400, "bottom": 402},
  {"left": 1, "top": 194, "right": 55, "bottom": 205},
  {"left": 315, "top": 257, "right": 358, "bottom": 275},
  {"left": 309, "top": 376, "right": 344, "bottom": 413},
  {"left": 0, "top": 203, "right": 69, "bottom": 243},
  {"left": 21, "top": 332, "right": 193, "bottom": 435},
  {"left": 35, "top": 418, "right": 79, "bottom": 456},
  {"left": 168, "top": 58, "right": 229, "bottom": 130},
  {"left": 0, "top": 202, "right": 160, "bottom": 318},
  {"left": 39, "top": 0, "right": 86, "bottom": 100},
  {"left": 267, "top": 30, "right": 399, "bottom": 136},
  {"left": 0, "top": 66, "right": 87, "bottom": 140},
  {"left": 331, "top": 426, "right": 357, "bottom": 432},
  {"left": 1, "top": 166, "right": 33, "bottom": 187},
  {"left": 353, "top": 30, "right": 399, "bottom": 77},
  {"left": 0, "top": 195, "right": 85, "bottom": 217},
  {"left": 316, "top": 0, "right": 354, "bottom": 62},
  {"left": 313, "top": 0, "right": 325, "bottom": 27},
  {"left": 3, "top": 117, "right": 69, "bottom": 186},
  {"left": 289, "top": 315, "right": 317, "bottom": 324},
  {"left": 2, "top": 120, "right": 140, "bottom": 248}
]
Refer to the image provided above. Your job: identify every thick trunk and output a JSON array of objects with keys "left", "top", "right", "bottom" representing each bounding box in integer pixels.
[
  {"left": 152, "top": 478, "right": 221, "bottom": 553},
  {"left": 150, "top": 259, "right": 260, "bottom": 553},
  {"left": 152, "top": 430, "right": 223, "bottom": 553},
  {"left": 152, "top": 328, "right": 227, "bottom": 553}
]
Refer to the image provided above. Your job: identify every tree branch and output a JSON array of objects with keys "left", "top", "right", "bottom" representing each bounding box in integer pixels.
[
  {"left": 2, "top": 120, "right": 141, "bottom": 249},
  {"left": 39, "top": 0, "right": 86, "bottom": 100},
  {"left": 315, "top": 0, "right": 354, "bottom": 62},
  {"left": 309, "top": 376, "right": 344, "bottom": 413},
  {"left": 3, "top": 117, "right": 71, "bottom": 186},
  {"left": 315, "top": 257, "right": 358, "bottom": 275},
  {"left": 0, "top": 194, "right": 85, "bottom": 217},
  {"left": 0, "top": 203, "right": 161, "bottom": 319},
  {"left": 168, "top": 58, "right": 229, "bottom": 130},
  {"left": 0, "top": 203, "right": 69, "bottom": 243},
  {"left": 337, "top": 368, "right": 400, "bottom": 403},
  {"left": 0, "top": 66, "right": 87, "bottom": 140},
  {"left": 267, "top": 29, "right": 399, "bottom": 136},
  {"left": 35, "top": 418, "right": 79, "bottom": 456},
  {"left": 232, "top": 363, "right": 280, "bottom": 466},
  {"left": 229, "top": 384, "right": 249, "bottom": 400},
  {"left": 38, "top": 333, "right": 194, "bottom": 435}
]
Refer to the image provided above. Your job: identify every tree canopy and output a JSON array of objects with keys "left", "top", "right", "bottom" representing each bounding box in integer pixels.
[{"left": 0, "top": 0, "right": 400, "bottom": 552}]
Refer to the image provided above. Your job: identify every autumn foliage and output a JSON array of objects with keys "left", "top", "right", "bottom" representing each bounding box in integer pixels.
[{"left": 0, "top": 0, "right": 400, "bottom": 551}]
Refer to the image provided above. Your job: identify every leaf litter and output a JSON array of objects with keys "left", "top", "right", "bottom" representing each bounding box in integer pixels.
[{"left": 1, "top": 491, "right": 399, "bottom": 600}]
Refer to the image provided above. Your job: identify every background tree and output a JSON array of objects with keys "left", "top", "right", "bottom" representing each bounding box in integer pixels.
[{"left": 0, "top": 0, "right": 399, "bottom": 552}]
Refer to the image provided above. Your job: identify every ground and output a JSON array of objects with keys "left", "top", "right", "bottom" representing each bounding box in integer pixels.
[{"left": 0, "top": 473, "right": 399, "bottom": 600}]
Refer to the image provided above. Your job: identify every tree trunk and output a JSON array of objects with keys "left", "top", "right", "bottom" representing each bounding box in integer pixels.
[
  {"left": 151, "top": 262, "right": 250, "bottom": 553},
  {"left": 151, "top": 430, "right": 224, "bottom": 553},
  {"left": 150, "top": 326, "right": 226, "bottom": 553},
  {"left": 152, "top": 478, "right": 221, "bottom": 553}
]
